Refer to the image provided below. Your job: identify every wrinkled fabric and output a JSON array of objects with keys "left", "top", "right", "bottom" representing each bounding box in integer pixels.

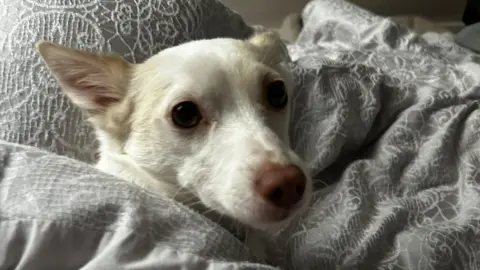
[
  {"left": 2, "top": 0, "right": 480, "bottom": 269},
  {"left": 280, "top": 0, "right": 480, "bottom": 269},
  {"left": 0, "top": 141, "right": 273, "bottom": 269}
]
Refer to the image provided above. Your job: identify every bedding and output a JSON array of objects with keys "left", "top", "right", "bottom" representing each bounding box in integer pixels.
[{"left": 2, "top": 0, "right": 480, "bottom": 269}]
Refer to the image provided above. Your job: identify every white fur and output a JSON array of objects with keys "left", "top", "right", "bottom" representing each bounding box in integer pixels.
[{"left": 36, "top": 33, "right": 312, "bottom": 236}]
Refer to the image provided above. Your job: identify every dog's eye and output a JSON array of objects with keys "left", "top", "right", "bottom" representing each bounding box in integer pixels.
[
  {"left": 266, "top": 80, "right": 288, "bottom": 109},
  {"left": 171, "top": 101, "right": 201, "bottom": 128}
]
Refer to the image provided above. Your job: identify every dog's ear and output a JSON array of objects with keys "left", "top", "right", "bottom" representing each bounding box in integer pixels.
[
  {"left": 248, "top": 31, "right": 291, "bottom": 65},
  {"left": 36, "top": 41, "right": 131, "bottom": 113}
]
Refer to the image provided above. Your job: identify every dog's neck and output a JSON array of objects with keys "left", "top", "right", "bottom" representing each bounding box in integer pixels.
[
  {"left": 96, "top": 151, "right": 250, "bottom": 235},
  {"left": 95, "top": 151, "right": 182, "bottom": 198}
]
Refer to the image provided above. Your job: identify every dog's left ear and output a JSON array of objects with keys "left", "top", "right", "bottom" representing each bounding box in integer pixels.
[
  {"left": 36, "top": 41, "right": 131, "bottom": 113},
  {"left": 248, "top": 31, "right": 291, "bottom": 65}
]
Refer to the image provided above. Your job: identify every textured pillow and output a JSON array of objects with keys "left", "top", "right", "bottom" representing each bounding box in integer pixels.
[{"left": 0, "top": 0, "right": 252, "bottom": 162}]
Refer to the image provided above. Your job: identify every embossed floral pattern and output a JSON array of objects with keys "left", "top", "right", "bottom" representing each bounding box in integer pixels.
[
  {"left": 0, "top": 0, "right": 251, "bottom": 161},
  {"left": 276, "top": 1, "right": 480, "bottom": 269},
  {"left": 2, "top": 0, "right": 480, "bottom": 269}
]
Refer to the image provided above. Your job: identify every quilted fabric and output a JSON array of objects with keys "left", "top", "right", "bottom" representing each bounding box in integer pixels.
[
  {"left": 0, "top": 141, "right": 272, "bottom": 269},
  {"left": 278, "top": 1, "right": 480, "bottom": 269},
  {"left": 3, "top": 0, "right": 480, "bottom": 269},
  {"left": 0, "top": 0, "right": 252, "bottom": 162}
]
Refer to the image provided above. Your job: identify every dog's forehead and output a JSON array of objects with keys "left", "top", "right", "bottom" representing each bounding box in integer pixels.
[
  {"left": 167, "top": 38, "right": 254, "bottom": 57},
  {"left": 145, "top": 39, "right": 271, "bottom": 94},
  {"left": 155, "top": 39, "right": 261, "bottom": 73}
]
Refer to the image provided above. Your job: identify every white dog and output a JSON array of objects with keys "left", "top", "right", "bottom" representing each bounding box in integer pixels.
[{"left": 36, "top": 32, "right": 312, "bottom": 242}]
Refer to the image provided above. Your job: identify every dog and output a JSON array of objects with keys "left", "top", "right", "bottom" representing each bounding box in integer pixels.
[{"left": 36, "top": 31, "right": 312, "bottom": 250}]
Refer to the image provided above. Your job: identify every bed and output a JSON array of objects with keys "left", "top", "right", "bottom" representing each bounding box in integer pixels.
[{"left": 1, "top": 0, "right": 480, "bottom": 269}]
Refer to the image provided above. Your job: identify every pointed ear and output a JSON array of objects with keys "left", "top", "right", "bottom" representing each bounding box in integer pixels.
[
  {"left": 36, "top": 41, "right": 131, "bottom": 113},
  {"left": 248, "top": 31, "right": 291, "bottom": 65}
]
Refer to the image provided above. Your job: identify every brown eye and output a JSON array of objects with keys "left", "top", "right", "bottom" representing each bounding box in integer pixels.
[
  {"left": 171, "top": 101, "right": 201, "bottom": 128},
  {"left": 266, "top": 80, "right": 288, "bottom": 109}
]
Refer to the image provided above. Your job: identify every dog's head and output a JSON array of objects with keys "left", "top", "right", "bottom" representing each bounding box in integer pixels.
[{"left": 36, "top": 32, "right": 312, "bottom": 231}]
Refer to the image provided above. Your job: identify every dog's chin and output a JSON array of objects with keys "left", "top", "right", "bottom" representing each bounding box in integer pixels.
[
  {"left": 223, "top": 202, "right": 307, "bottom": 233},
  {"left": 247, "top": 216, "right": 293, "bottom": 233},
  {"left": 249, "top": 208, "right": 306, "bottom": 233},
  {"left": 194, "top": 187, "right": 310, "bottom": 232}
]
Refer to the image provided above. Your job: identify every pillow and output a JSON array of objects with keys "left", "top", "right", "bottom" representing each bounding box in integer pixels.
[{"left": 0, "top": 0, "right": 253, "bottom": 162}]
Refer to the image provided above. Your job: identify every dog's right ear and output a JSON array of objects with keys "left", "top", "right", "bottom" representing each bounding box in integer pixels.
[
  {"left": 248, "top": 31, "right": 291, "bottom": 65},
  {"left": 36, "top": 41, "right": 131, "bottom": 113}
]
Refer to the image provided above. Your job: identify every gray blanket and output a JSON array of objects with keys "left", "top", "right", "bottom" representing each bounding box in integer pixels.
[{"left": 2, "top": 0, "right": 480, "bottom": 269}]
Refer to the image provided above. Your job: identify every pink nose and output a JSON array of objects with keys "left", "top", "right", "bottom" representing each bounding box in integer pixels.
[{"left": 254, "top": 163, "right": 306, "bottom": 209}]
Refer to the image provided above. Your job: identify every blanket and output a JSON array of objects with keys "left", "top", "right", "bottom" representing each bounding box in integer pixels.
[{"left": 1, "top": 0, "right": 480, "bottom": 269}]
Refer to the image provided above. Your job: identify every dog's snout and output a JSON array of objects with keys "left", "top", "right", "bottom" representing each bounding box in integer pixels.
[{"left": 254, "top": 163, "right": 306, "bottom": 209}]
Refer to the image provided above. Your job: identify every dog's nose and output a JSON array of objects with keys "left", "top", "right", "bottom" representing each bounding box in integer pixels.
[{"left": 254, "top": 163, "right": 306, "bottom": 209}]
